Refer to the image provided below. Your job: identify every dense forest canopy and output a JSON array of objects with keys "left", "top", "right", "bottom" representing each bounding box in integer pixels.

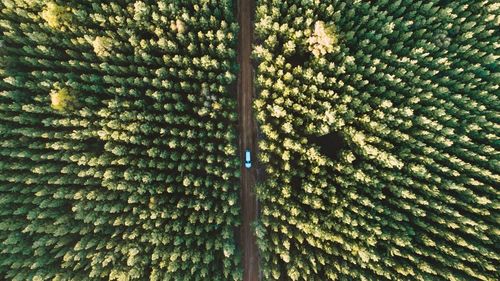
[
  {"left": 253, "top": 0, "right": 499, "bottom": 280},
  {"left": 0, "top": 0, "right": 499, "bottom": 280},
  {"left": 0, "top": 1, "right": 240, "bottom": 280}
]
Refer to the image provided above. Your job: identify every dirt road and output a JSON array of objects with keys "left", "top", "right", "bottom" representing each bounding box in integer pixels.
[{"left": 237, "top": 0, "right": 259, "bottom": 280}]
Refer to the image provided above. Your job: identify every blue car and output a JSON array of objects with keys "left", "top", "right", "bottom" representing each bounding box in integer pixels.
[{"left": 245, "top": 149, "right": 252, "bottom": 168}]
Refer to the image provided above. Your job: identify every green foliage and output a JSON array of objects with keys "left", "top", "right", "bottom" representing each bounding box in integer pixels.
[
  {"left": 49, "top": 86, "right": 74, "bottom": 111},
  {"left": 254, "top": 0, "right": 499, "bottom": 280},
  {"left": 307, "top": 21, "right": 337, "bottom": 57},
  {"left": 0, "top": 0, "right": 240, "bottom": 280},
  {"left": 40, "top": 1, "right": 71, "bottom": 30},
  {"left": 91, "top": 36, "right": 113, "bottom": 57}
]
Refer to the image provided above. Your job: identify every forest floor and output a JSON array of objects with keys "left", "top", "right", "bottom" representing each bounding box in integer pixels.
[{"left": 237, "top": 0, "right": 259, "bottom": 280}]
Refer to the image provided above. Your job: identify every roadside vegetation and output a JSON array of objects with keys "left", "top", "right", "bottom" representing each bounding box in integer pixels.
[
  {"left": 0, "top": 1, "right": 240, "bottom": 280},
  {"left": 253, "top": 0, "right": 499, "bottom": 280}
]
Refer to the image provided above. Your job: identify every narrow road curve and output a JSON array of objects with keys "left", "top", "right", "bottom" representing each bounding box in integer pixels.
[{"left": 237, "top": 0, "right": 259, "bottom": 280}]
